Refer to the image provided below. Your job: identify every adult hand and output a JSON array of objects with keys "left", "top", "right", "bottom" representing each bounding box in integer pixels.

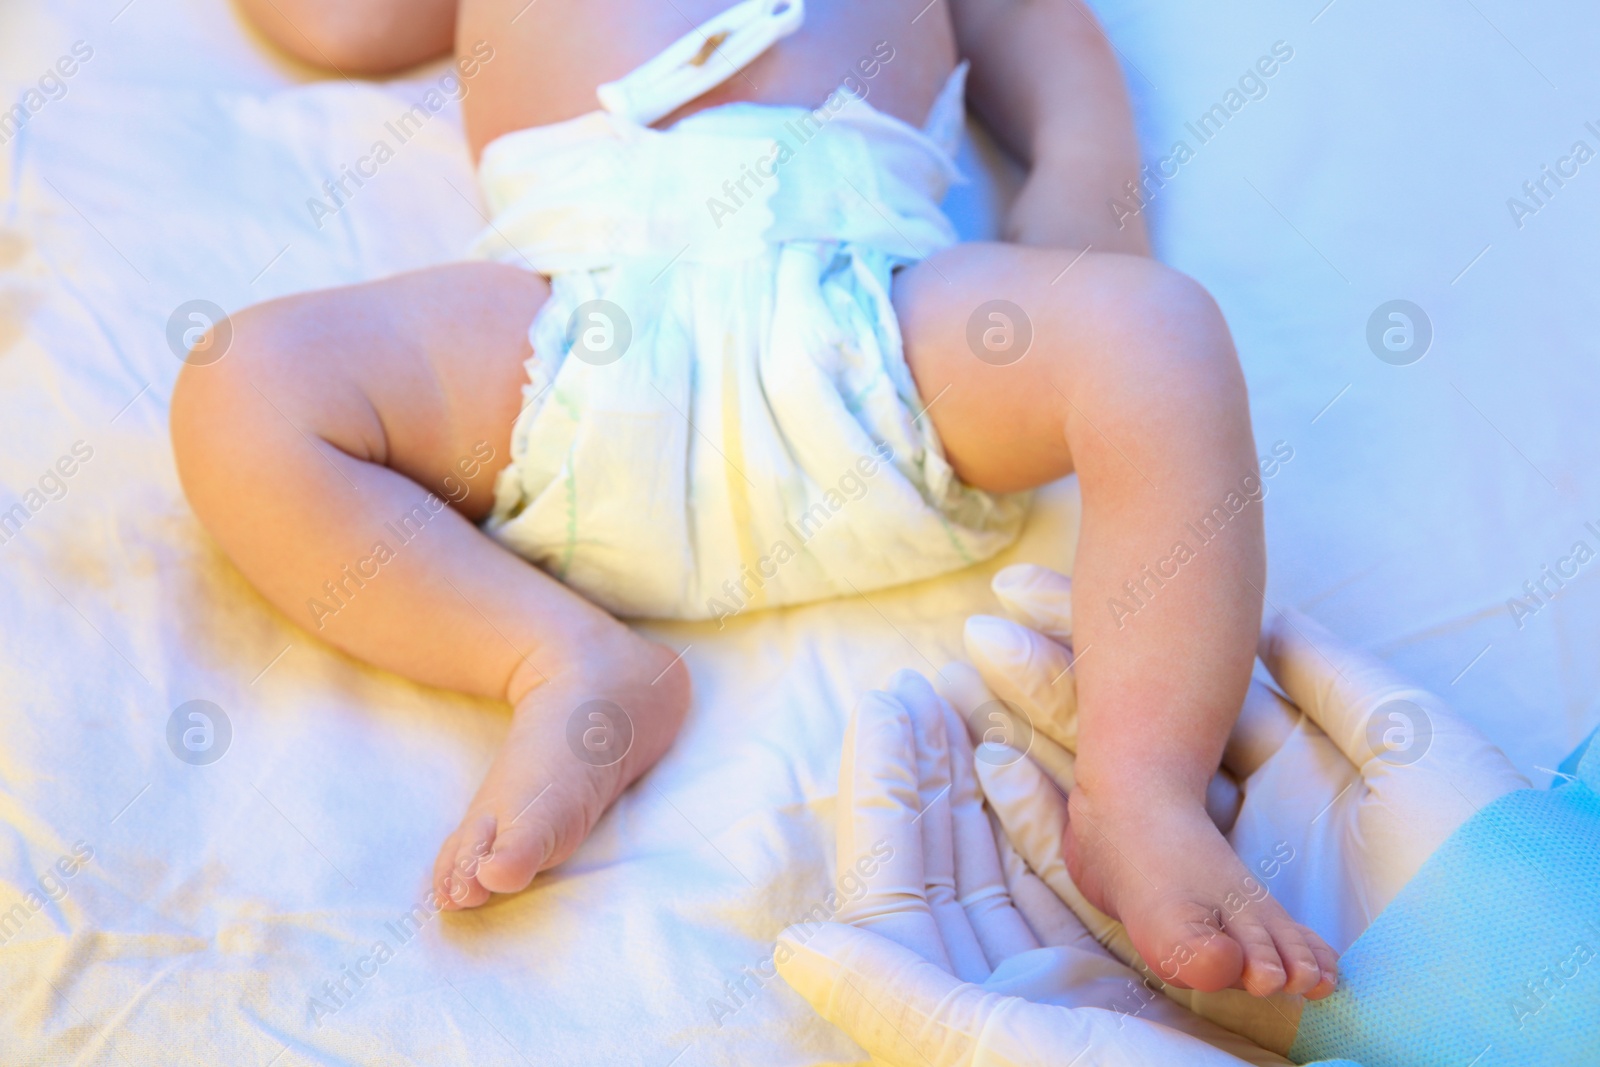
[
  {"left": 775, "top": 669, "right": 1294, "bottom": 1066},
  {"left": 942, "top": 563, "right": 1529, "bottom": 1052}
]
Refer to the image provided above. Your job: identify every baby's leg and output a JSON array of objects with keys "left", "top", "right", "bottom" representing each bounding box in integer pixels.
[
  {"left": 170, "top": 263, "right": 689, "bottom": 908},
  {"left": 896, "top": 246, "right": 1336, "bottom": 997}
]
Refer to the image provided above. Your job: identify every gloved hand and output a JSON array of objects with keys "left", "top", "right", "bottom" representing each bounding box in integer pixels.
[
  {"left": 940, "top": 563, "right": 1530, "bottom": 1052},
  {"left": 775, "top": 669, "right": 1293, "bottom": 1066}
]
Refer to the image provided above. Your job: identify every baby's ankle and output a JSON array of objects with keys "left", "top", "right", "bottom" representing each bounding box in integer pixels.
[
  {"left": 502, "top": 615, "right": 636, "bottom": 706},
  {"left": 506, "top": 624, "right": 691, "bottom": 756},
  {"left": 1070, "top": 776, "right": 1211, "bottom": 828}
]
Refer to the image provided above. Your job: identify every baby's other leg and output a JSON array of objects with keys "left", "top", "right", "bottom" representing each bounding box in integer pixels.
[
  {"left": 236, "top": 0, "right": 456, "bottom": 74},
  {"left": 170, "top": 263, "right": 689, "bottom": 908},
  {"left": 896, "top": 245, "right": 1335, "bottom": 997}
]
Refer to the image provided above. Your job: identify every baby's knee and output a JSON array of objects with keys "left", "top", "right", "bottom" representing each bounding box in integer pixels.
[
  {"left": 170, "top": 317, "right": 237, "bottom": 464},
  {"left": 1086, "top": 260, "right": 1243, "bottom": 402},
  {"left": 169, "top": 302, "right": 295, "bottom": 500},
  {"left": 1104, "top": 260, "right": 1231, "bottom": 360}
]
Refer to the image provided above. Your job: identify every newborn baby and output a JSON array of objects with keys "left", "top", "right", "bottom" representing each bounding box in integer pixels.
[{"left": 173, "top": 0, "right": 1336, "bottom": 1000}]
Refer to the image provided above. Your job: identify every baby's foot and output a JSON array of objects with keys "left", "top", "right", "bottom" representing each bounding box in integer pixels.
[
  {"left": 431, "top": 626, "right": 690, "bottom": 908},
  {"left": 1064, "top": 786, "right": 1338, "bottom": 998}
]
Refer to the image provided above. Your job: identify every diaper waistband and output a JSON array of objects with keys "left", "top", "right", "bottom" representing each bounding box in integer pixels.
[{"left": 471, "top": 79, "right": 965, "bottom": 272}]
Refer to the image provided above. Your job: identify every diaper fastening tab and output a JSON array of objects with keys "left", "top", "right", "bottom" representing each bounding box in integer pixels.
[{"left": 595, "top": 0, "right": 805, "bottom": 127}]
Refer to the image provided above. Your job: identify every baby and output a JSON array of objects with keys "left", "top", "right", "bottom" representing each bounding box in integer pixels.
[{"left": 175, "top": 0, "right": 1336, "bottom": 999}]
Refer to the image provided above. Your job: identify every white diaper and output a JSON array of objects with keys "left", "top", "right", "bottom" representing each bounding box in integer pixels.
[{"left": 471, "top": 0, "right": 1028, "bottom": 620}]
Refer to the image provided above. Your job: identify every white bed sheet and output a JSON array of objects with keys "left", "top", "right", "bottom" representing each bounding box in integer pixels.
[{"left": 0, "top": 0, "right": 1595, "bottom": 1063}]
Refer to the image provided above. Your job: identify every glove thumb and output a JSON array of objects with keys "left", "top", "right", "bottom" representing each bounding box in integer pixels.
[
  {"left": 778, "top": 921, "right": 1000, "bottom": 1066},
  {"left": 777, "top": 922, "right": 1257, "bottom": 1066}
]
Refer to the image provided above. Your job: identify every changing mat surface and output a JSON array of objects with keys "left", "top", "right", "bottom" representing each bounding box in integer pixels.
[{"left": 2, "top": 0, "right": 1598, "bottom": 1063}]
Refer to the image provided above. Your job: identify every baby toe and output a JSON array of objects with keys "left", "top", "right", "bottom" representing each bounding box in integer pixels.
[
  {"left": 473, "top": 816, "right": 554, "bottom": 895},
  {"left": 1272, "top": 924, "right": 1325, "bottom": 996},
  {"left": 1150, "top": 912, "right": 1244, "bottom": 992},
  {"left": 1304, "top": 933, "right": 1341, "bottom": 1000},
  {"left": 437, "top": 812, "right": 497, "bottom": 908},
  {"left": 431, "top": 829, "right": 467, "bottom": 909},
  {"left": 1232, "top": 917, "right": 1288, "bottom": 996},
  {"left": 444, "top": 871, "right": 492, "bottom": 910}
]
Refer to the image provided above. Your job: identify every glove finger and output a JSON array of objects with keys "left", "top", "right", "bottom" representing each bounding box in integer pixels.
[
  {"left": 1205, "top": 767, "right": 1243, "bottom": 834},
  {"left": 1259, "top": 609, "right": 1527, "bottom": 800},
  {"left": 934, "top": 660, "right": 998, "bottom": 722},
  {"left": 937, "top": 696, "right": 1039, "bottom": 967},
  {"left": 1223, "top": 678, "right": 1302, "bottom": 780},
  {"left": 940, "top": 658, "right": 1080, "bottom": 798},
  {"left": 1257, "top": 608, "right": 1431, "bottom": 772},
  {"left": 835, "top": 688, "right": 949, "bottom": 968},
  {"left": 991, "top": 810, "right": 1096, "bottom": 955},
  {"left": 991, "top": 563, "right": 1074, "bottom": 642},
  {"left": 970, "top": 745, "right": 1123, "bottom": 953},
  {"left": 936, "top": 670, "right": 1093, "bottom": 957},
  {"left": 965, "top": 614, "right": 1079, "bottom": 753},
  {"left": 888, "top": 669, "right": 991, "bottom": 983}
]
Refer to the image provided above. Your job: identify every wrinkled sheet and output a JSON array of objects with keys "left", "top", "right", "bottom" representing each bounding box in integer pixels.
[{"left": 0, "top": 0, "right": 1596, "bottom": 1063}]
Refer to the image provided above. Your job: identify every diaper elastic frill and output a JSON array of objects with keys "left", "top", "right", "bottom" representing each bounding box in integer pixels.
[{"left": 468, "top": 12, "right": 1027, "bottom": 620}]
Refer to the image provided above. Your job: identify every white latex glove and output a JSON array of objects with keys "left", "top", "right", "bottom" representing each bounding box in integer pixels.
[
  {"left": 945, "top": 563, "right": 1531, "bottom": 1054},
  {"left": 777, "top": 669, "right": 1291, "bottom": 1067}
]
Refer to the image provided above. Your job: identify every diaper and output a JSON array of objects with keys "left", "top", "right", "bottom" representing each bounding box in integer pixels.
[{"left": 469, "top": 0, "right": 1028, "bottom": 620}]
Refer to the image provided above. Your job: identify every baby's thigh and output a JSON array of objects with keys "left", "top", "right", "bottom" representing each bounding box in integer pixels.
[
  {"left": 184, "top": 261, "right": 547, "bottom": 521},
  {"left": 892, "top": 242, "right": 1229, "bottom": 494}
]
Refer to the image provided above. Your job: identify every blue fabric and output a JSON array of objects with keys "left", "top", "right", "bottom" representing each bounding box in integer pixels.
[
  {"left": 1290, "top": 728, "right": 1600, "bottom": 1066},
  {"left": 1558, "top": 730, "right": 1594, "bottom": 781}
]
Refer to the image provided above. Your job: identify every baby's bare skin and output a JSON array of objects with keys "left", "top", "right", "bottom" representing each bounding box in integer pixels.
[
  {"left": 204, "top": 0, "right": 1339, "bottom": 1000},
  {"left": 459, "top": 0, "right": 956, "bottom": 154}
]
